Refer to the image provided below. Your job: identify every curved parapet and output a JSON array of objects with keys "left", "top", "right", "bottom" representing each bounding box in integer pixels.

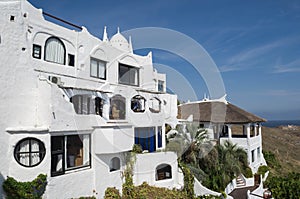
[{"left": 194, "top": 177, "right": 221, "bottom": 197}]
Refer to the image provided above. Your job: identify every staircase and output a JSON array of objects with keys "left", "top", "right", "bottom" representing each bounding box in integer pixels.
[{"left": 236, "top": 175, "right": 246, "bottom": 187}]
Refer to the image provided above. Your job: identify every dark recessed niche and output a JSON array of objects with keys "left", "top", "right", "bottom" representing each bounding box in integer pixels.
[{"left": 10, "top": 15, "right": 15, "bottom": 21}]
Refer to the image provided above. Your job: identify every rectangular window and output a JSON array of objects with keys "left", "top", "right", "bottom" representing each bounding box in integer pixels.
[
  {"left": 32, "top": 44, "right": 41, "bottom": 59},
  {"left": 71, "top": 95, "right": 94, "bottom": 115},
  {"left": 68, "top": 54, "right": 75, "bottom": 66},
  {"left": 251, "top": 150, "right": 255, "bottom": 163},
  {"left": 119, "top": 63, "right": 139, "bottom": 86},
  {"left": 51, "top": 134, "right": 90, "bottom": 177},
  {"left": 157, "top": 126, "right": 162, "bottom": 148},
  {"left": 257, "top": 147, "right": 261, "bottom": 159},
  {"left": 90, "top": 58, "right": 106, "bottom": 79},
  {"left": 158, "top": 80, "right": 164, "bottom": 92}
]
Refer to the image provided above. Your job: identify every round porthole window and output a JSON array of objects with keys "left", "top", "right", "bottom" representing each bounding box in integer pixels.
[{"left": 14, "top": 138, "right": 46, "bottom": 167}]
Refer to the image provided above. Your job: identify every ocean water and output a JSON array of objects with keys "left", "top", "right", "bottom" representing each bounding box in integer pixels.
[{"left": 263, "top": 120, "right": 300, "bottom": 128}]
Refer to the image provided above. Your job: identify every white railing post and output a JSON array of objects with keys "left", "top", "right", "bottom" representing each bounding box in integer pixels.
[{"left": 228, "top": 124, "right": 232, "bottom": 139}]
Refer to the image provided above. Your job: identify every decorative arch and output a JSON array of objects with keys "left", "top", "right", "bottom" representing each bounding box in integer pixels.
[
  {"left": 44, "top": 36, "right": 66, "bottom": 65},
  {"left": 119, "top": 55, "right": 139, "bottom": 67},
  {"left": 110, "top": 157, "right": 121, "bottom": 172},
  {"left": 156, "top": 164, "right": 172, "bottom": 181},
  {"left": 90, "top": 47, "right": 108, "bottom": 62},
  {"left": 110, "top": 94, "right": 126, "bottom": 120},
  {"left": 131, "top": 95, "right": 146, "bottom": 112}
]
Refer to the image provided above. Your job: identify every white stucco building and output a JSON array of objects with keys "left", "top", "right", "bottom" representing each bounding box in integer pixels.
[
  {"left": 178, "top": 97, "right": 267, "bottom": 174},
  {"left": 0, "top": 0, "right": 181, "bottom": 198},
  {"left": 178, "top": 97, "right": 268, "bottom": 198}
]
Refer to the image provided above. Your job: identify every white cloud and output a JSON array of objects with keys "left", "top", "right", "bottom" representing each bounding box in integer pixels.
[
  {"left": 272, "top": 59, "right": 300, "bottom": 73},
  {"left": 216, "top": 35, "right": 300, "bottom": 73},
  {"left": 218, "top": 65, "right": 242, "bottom": 73}
]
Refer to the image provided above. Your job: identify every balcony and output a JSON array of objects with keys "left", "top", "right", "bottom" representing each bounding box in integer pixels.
[{"left": 220, "top": 133, "right": 261, "bottom": 149}]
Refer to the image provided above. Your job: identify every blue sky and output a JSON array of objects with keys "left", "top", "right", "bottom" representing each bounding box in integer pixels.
[{"left": 29, "top": 0, "right": 300, "bottom": 120}]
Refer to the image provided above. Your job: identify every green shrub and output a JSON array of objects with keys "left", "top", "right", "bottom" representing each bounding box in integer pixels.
[
  {"left": 179, "top": 162, "right": 195, "bottom": 198},
  {"left": 3, "top": 174, "right": 47, "bottom": 199},
  {"left": 265, "top": 172, "right": 300, "bottom": 199},
  {"left": 132, "top": 144, "right": 143, "bottom": 153},
  {"left": 243, "top": 167, "right": 253, "bottom": 178},
  {"left": 263, "top": 151, "right": 281, "bottom": 170},
  {"left": 257, "top": 165, "right": 269, "bottom": 177},
  {"left": 122, "top": 168, "right": 136, "bottom": 199},
  {"left": 104, "top": 187, "right": 121, "bottom": 199}
]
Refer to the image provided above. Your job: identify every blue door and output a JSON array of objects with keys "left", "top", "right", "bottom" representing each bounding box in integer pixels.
[{"left": 134, "top": 127, "right": 156, "bottom": 152}]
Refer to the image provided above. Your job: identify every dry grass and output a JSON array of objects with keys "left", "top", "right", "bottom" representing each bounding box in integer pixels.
[{"left": 262, "top": 126, "right": 300, "bottom": 175}]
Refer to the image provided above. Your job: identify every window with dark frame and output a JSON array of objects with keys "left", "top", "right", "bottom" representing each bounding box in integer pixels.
[
  {"left": 156, "top": 164, "right": 172, "bottom": 181},
  {"left": 14, "top": 137, "right": 46, "bottom": 167},
  {"left": 131, "top": 95, "right": 146, "bottom": 113},
  {"left": 119, "top": 63, "right": 139, "bottom": 86},
  {"left": 90, "top": 58, "right": 106, "bottom": 79},
  {"left": 32, "top": 44, "right": 41, "bottom": 59},
  {"left": 10, "top": 15, "right": 15, "bottom": 21},
  {"left": 68, "top": 54, "right": 75, "bottom": 66},
  {"left": 251, "top": 150, "right": 255, "bottom": 163},
  {"left": 51, "top": 134, "right": 91, "bottom": 177},
  {"left": 44, "top": 37, "right": 66, "bottom": 65},
  {"left": 158, "top": 80, "right": 164, "bottom": 92}
]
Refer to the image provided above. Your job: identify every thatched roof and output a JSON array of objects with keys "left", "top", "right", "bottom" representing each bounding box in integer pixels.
[{"left": 178, "top": 101, "right": 266, "bottom": 124}]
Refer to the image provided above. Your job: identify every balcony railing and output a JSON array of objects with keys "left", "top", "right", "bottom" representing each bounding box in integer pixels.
[{"left": 220, "top": 133, "right": 261, "bottom": 148}]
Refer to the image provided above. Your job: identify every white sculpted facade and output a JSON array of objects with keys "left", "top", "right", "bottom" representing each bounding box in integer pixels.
[{"left": 0, "top": 0, "right": 179, "bottom": 198}]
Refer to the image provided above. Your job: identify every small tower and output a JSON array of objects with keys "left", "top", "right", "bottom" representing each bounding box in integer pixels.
[{"left": 103, "top": 26, "right": 109, "bottom": 42}]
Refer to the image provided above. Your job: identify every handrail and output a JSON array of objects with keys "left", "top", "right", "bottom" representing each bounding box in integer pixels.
[
  {"left": 250, "top": 192, "right": 264, "bottom": 198},
  {"left": 42, "top": 11, "right": 82, "bottom": 30}
]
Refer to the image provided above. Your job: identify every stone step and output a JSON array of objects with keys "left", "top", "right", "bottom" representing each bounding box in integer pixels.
[{"left": 236, "top": 175, "right": 246, "bottom": 187}]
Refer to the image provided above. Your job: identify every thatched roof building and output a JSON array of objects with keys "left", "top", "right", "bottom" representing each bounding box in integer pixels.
[{"left": 178, "top": 101, "right": 266, "bottom": 124}]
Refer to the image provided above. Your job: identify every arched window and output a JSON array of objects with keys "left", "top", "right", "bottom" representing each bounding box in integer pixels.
[
  {"left": 131, "top": 95, "right": 146, "bottom": 112},
  {"left": 149, "top": 97, "right": 161, "bottom": 113},
  {"left": 110, "top": 95, "right": 126, "bottom": 120},
  {"left": 156, "top": 164, "right": 172, "bottom": 181},
  {"left": 45, "top": 37, "right": 66, "bottom": 65},
  {"left": 14, "top": 138, "right": 46, "bottom": 167},
  {"left": 110, "top": 157, "right": 120, "bottom": 172}
]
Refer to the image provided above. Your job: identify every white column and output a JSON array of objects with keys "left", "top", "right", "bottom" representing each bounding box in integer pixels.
[
  {"left": 227, "top": 124, "right": 232, "bottom": 139},
  {"left": 161, "top": 126, "right": 164, "bottom": 149},
  {"left": 246, "top": 124, "right": 250, "bottom": 139},
  {"left": 254, "top": 124, "right": 257, "bottom": 136}
]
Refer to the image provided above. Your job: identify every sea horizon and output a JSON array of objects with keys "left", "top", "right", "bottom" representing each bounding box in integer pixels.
[{"left": 263, "top": 120, "right": 300, "bottom": 128}]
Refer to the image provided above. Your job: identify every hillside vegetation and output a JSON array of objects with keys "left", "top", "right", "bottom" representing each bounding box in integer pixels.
[{"left": 261, "top": 126, "right": 300, "bottom": 175}]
